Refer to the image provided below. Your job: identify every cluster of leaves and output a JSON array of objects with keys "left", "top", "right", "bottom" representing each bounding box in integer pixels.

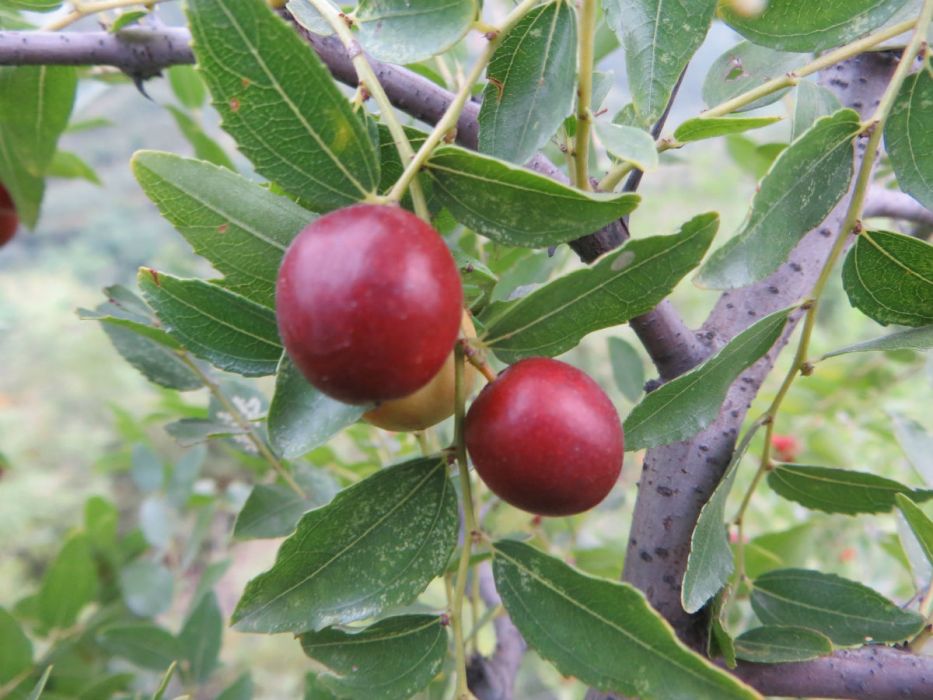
[{"left": 1, "top": 0, "right": 932, "bottom": 698}]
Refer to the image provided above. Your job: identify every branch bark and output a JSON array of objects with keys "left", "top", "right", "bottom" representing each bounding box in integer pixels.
[{"left": 864, "top": 186, "right": 933, "bottom": 226}]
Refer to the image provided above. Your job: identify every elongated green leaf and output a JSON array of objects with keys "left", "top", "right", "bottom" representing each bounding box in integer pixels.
[
  {"left": 426, "top": 145, "right": 639, "bottom": 247},
  {"left": 751, "top": 568, "right": 924, "bottom": 645},
  {"left": 234, "top": 464, "right": 339, "bottom": 540},
  {"left": 233, "top": 457, "right": 457, "bottom": 633},
  {"left": 821, "top": 325, "right": 933, "bottom": 359},
  {"left": 682, "top": 421, "right": 764, "bottom": 613},
  {"left": 47, "top": 150, "right": 100, "bottom": 184},
  {"left": 597, "top": 123, "right": 658, "bottom": 171},
  {"left": 885, "top": 71, "right": 933, "bottom": 210},
  {"left": 166, "top": 106, "right": 236, "bottom": 171},
  {"left": 168, "top": 65, "right": 207, "bottom": 109},
  {"left": 674, "top": 117, "right": 781, "bottom": 143},
  {"left": 217, "top": 673, "right": 254, "bottom": 700},
  {"left": 0, "top": 65, "right": 76, "bottom": 227},
  {"left": 151, "top": 663, "right": 179, "bottom": 700},
  {"left": 187, "top": 0, "right": 379, "bottom": 211},
  {"left": 891, "top": 413, "right": 933, "bottom": 487},
  {"left": 697, "top": 109, "right": 860, "bottom": 289},
  {"left": 604, "top": 0, "right": 718, "bottom": 124},
  {"left": 179, "top": 592, "right": 222, "bottom": 682},
  {"left": 120, "top": 559, "right": 174, "bottom": 618},
  {"left": 37, "top": 533, "right": 98, "bottom": 630},
  {"left": 702, "top": 41, "right": 804, "bottom": 113},
  {"left": 842, "top": 229, "right": 933, "bottom": 327},
  {"left": 138, "top": 269, "right": 282, "bottom": 377},
  {"left": 608, "top": 337, "right": 645, "bottom": 402},
  {"left": 0, "top": 607, "right": 32, "bottom": 685},
  {"left": 894, "top": 494, "right": 933, "bottom": 566},
  {"left": 478, "top": 1, "right": 576, "bottom": 165},
  {"left": 625, "top": 308, "right": 792, "bottom": 451},
  {"left": 300, "top": 615, "right": 447, "bottom": 700},
  {"left": 357, "top": 0, "right": 476, "bottom": 64},
  {"left": 793, "top": 81, "right": 842, "bottom": 140},
  {"left": 768, "top": 464, "right": 933, "bottom": 514},
  {"left": 267, "top": 355, "right": 366, "bottom": 459},
  {"left": 26, "top": 666, "right": 53, "bottom": 700},
  {"left": 707, "top": 590, "right": 737, "bottom": 668},
  {"left": 483, "top": 213, "right": 718, "bottom": 362},
  {"left": 98, "top": 624, "right": 182, "bottom": 671},
  {"left": 492, "top": 540, "right": 760, "bottom": 699},
  {"left": 734, "top": 626, "right": 832, "bottom": 663},
  {"left": 132, "top": 151, "right": 313, "bottom": 309},
  {"left": 721, "top": 0, "right": 909, "bottom": 52}
]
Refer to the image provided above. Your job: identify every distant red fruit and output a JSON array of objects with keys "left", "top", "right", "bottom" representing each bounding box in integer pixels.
[
  {"left": 0, "top": 183, "right": 18, "bottom": 247},
  {"left": 771, "top": 434, "right": 800, "bottom": 462},
  {"left": 464, "top": 358, "right": 624, "bottom": 517}
]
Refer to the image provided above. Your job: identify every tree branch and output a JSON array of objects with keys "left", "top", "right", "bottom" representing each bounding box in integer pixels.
[{"left": 863, "top": 186, "right": 933, "bottom": 226}]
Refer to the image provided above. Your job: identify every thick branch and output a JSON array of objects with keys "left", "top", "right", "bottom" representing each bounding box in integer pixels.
[{"left": 864, "top": 186, "right": 933, "bottom": 226}]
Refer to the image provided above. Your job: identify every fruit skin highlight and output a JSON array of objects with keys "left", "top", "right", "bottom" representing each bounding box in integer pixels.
[
  {"left": 276, "top": 204, "right": 462, "bottom": 405},
  {"left": 364, "top": 311, "right": 478, "bottom": 432},
  {"left": 464, "top": 357, "right": 624, "bottom": 517},
  {"left": 0, "top": 183, "right": 18, "bottom": 247}
]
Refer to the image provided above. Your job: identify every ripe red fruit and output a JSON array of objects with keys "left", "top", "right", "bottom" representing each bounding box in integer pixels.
[
  {"left": 276, "top": 204, "right": 462, "bottom": 405},
  {"left": 0, "top": 183, "right": 18, "bottom": 247},
  {"left": 465, "top": 358, "right": 624, "bottom": 516},
  {"left": 771, "top": 434, "right": 800, "bottom": 462}
]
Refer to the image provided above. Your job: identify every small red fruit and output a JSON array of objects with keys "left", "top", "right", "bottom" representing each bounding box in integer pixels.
[
  {"left": 464, "top": 358, "right": 624, "bottom": 516},
  {"left": 771, "top": 434, "right": 800, "bottom": 462},
  {"left": 276, "top": 204, "right": 462, "bottom": 404},
  {"left": 0, "top": 183, "right": 18, "bottom": 247}
]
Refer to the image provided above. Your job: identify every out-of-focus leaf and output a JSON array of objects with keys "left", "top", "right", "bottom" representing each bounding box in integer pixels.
[
  {"left": 179, "top": 592, "right": 222, "bottom": 682},
  {"left": 885, "top": 70, "right": 933, "bottom": 211},
  {"left": 891, "top": 413, "right": 933, "bottom": 486},
  {"left": 98, "top": 624, "right": 182, "bottom": 671},
  {"left": 673, "top": 116, "right": 781, "bottom": 143},
  {"left": 894, "top": 494, "right": 933, "bottom": 567},
  {"left": 120, "top": 559, "right": 173, "bottom": 617},
  {"left": 217, "top": 673, "right": 254, "bottom": 700},
  {"left": 608, "top": 337, "right": 645, "bottom": 402},
  {"left": 47, "top": 150, "right": 101, "bottom": 184},
  {"left": 357, "top": 0, "right": 477, "bottom": 65},
  {"left": 166, "top": 106, "right": 236, "bottom": 170},
  {"left": 167, "top": 65, "right": 207, "bottom": 109},
  {"left": 37, "top": 533, "right": 98, "bottom": 630},
  {"left": 0, "top": 607, "right": 32, "bottom": 685},
  {"left": 702, "top": 41, "right": 804, "bottom": 113},
  {"left": 734, "top": 626, "right": 832, "bottom": 663},
  {"left": 821, "top": 326, "right": 933, "bottom": 359},
  {"left": 793, "top": 81, "right": 843, "bottom": 140},
  {"left": 597, "top": 123, "right": 658, "bottom": 171}
]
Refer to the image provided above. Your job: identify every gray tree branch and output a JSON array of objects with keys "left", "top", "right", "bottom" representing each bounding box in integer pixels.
[{"left": 864, "top": 186, "right": 933, "bottom": 226}]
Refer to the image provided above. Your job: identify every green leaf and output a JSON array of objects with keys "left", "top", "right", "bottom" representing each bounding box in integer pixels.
[
  {"left": 702, "top": 41, "right": 804, "bottom": 113},
  {"left": 673, "top": 116, "right": 781, "bottom": 143},
  {"left": 166, "top": 106, "right": 236, "bottom": 171},
  {"left": 165, "top": 418, "right": 243, "bottom": 446},
  {"left": 102, "top": 320, "right": 203, "bottom": 391},
  {"left": 891, "top": 413, "right": 933, "bottom": 487},
  {"left": 821, "top": 325, "right": 933, "bottom": 359},
  {"left": 167, "top": 65, "right": 207, "bottom": 109},
  {"left": 0, "top": 66, "right": 76, "bottom": 227},
  {"left": 97, "top": 624, "right": 183, "bottom": 671},
  {"left": 286, "top": 0, "right": 331, "bottom": 35},
  {"left": 604, "top": 0, "right": 718, "bottom": 124},
  {"left": 751, "top": 568, "right": 924, "bottom": 645},
  {"left": 625, "top": 308, "right": 792, "bottom": 451},
  {"left": 425, "top": 144, "right": 639, "bottom": 247},
  {"left": 110, "top": 9, "right": 148, "bottom": 31},
  {"left": 234, "top": 464, "right": 340, "bottom": 540},
  {"left": 357, "top": 0, "right": 476, "bottom": 65},
  {"left": 721, "top": 0, "right": 911, "bottom": 52},
  {"left": 885, "top": 70, "right": 933, "bottom": 211},
  {"left": 793, "top": 81, "right": 843, "bottom": 140},
  {"left": 187, "top": 0, "right": 379, "bottom": 211},
  {"left": 179, "top": 592, "right": 222, "bottom": 682},
  {"left": 492, "top": 540, "right": 760, "bottom": 699},
  {"left": 26, "top": 666, "right": 53, "bottom": 700},
  {"left": 217, "top": 673, "right": 254, "bottom": 700},
  {"left": 707, "top": 590, "right": 736, "bottom": 668},
  {"left": 299, "top": 615, "right": 447, "bottom": 700},
  {"left": 0, "top": 607, "right": 32, "bottom": 685},
  {"left": 151, "top": 662, "right": 179, "bottom": 700},
  {"left": 37, "top": 533, "right": 98, "bottom": 630},
  {"left": 120, "top": 559, "right": 174, "bottom": 617},
  {"left": 608, "top": 337, "right": 645, "bottom": 402},
  {"left": 767, "top": 463, "right": 933, "bottom": 515},
  {"left": 232, "top": 457, "right": 457, "bottom": 633},
  {"left": 842, "top": 229, "right": 933, "bottom": 327},
  {"left": 682, "top": 421, "right": 763, "bottom": 613},
  {"left": 478, "top": 1, "right": 576, "bottom": 165},
  {"left": 132, "top": 150, "right": 313, "bottom": 308},
  {"left": 376, "top": 124, "right": 435, "bottom": 211},
  {"left": 894, "top": 494, "right": 933, "bottom": 567},
  {"left": 47, "top": 150, "right": 101, "bottom": 185},
  {"left": 734, "top": 626, "right": 832, "bottom": 663},
  {"left": 267, "top": 355, "right": 367, "bottom": 460},
  {"left": 4, "top": 0, "right": 62, "bottom": 10},
  {"left": 697, "top": 109, "right": 860, "bottom": 289},
  {"left": 597, "top": 123, "right": 658, "bottom": 171},
  {"left": 725, "top": 135, "right": 786, "bottom": 180},
  {"left": 483, "top": 213, "right": 718, "bottom": 363},
  {"left": 138, "top": 269, "right": 282, "bottom": 377}
]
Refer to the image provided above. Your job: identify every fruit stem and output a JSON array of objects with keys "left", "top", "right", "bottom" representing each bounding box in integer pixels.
[
  {"left": 43, "top": 0, "right": 169, "bottom": 31},
  {"left": 386, "top": 0, "right": 542, "bottom": 205},
  {"left": 306, "top": 0, "right": 430, "bottom": 220},
  {"left": 178, "top": 352, "right": 307, "bottom": 499},
  {"left": 703, "top": 18, "right": 918, "bottom": 119},
  {"left": 573, "top": 0, "right": 598, "bottom": 191},
  {"left": 451, "top": 342, "right": 479, "bottom": 699},
  {"left": 729, "top": 0, "right": 933, "bottom": 581}
]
